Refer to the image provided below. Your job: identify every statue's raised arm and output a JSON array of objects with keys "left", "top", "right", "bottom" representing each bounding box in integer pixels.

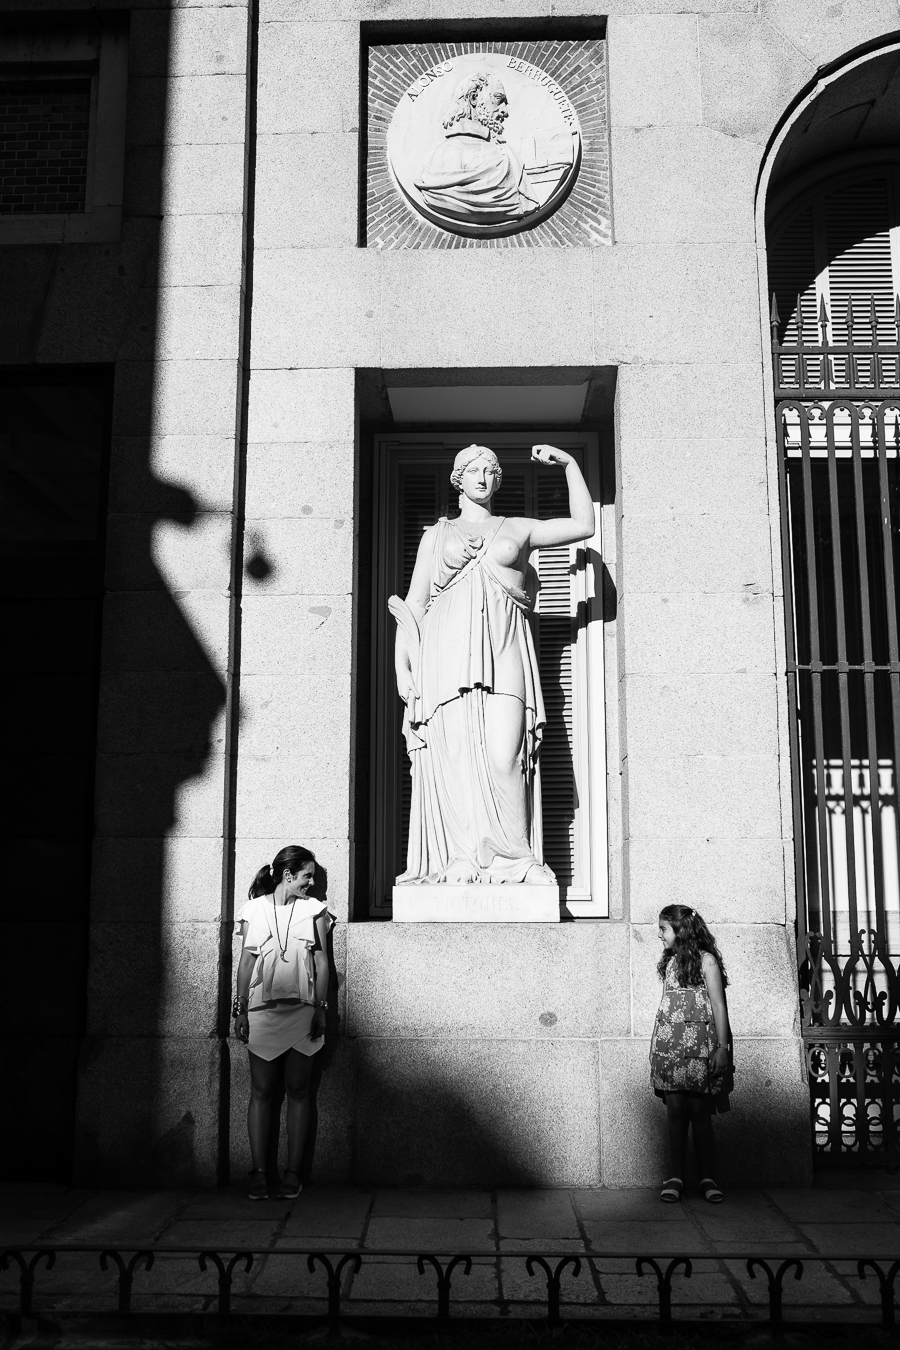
[{"left": 525, "top": 443, "right": 595, "bottom": 549}]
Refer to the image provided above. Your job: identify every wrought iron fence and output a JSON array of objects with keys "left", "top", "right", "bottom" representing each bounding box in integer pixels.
[
  {"left": 1, "top": 1244, "right": 898, "bottom": 1330},
  {"left": 772, "top": 292, "right": 900, "bottom": 1168}
]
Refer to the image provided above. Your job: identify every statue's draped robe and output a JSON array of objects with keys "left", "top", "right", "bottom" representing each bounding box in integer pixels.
[
  {"left": 398, "top": 517, "right": 554, "bottom": 885},
  {"left": 415, "top": 123, "right": 540, "bottom": 226}
]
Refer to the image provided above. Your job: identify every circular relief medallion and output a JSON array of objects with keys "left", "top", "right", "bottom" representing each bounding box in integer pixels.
[{"left": 386, "top": 51, "right": 583, "bottom": 239}]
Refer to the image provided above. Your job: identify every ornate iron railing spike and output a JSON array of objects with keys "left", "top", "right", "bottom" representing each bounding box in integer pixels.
[
  {"left": 0, "top": 1248, "right": 56, "bottom": 1317},
  {"left": 747, "top": 1258, "right": 803, "bottom": 1330},
  {"left": 525, "top": 1254, "right": 583, "bottom": 1324},
  {"left": 416, "top": 1254, "right": 471, "bottom": 1319},
  {"left": 307, "top": 1251, "right": 362, "bottom": 1325},
  {"left": 858, "top": 1258, "right": 900, "bottom": 1328},
  {"left": 197, "top": 1250, "right": 253, "bottom": 1315},
  {"left": 635, "top": 1256, "right": 691, "bottom": 1325},
  {"left": 99, "top": 1249, "right": 154, "bottom": 1314}
]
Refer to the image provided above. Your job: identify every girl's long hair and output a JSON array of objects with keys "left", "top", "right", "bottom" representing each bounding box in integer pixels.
[
  {"left": 657, "top": 904, "right": 728, "bottom": 988},
  {"left": 248, "top": 845, "right": 316, "bottom": 900}
]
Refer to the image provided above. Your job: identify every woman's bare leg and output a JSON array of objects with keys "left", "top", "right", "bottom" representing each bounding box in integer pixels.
[
  {"left": 284, "top": 1049, "right": 315, "bottom": 1175},
  {"left": 248, "top": 1051, "right": 281, "bottom": 1172}
]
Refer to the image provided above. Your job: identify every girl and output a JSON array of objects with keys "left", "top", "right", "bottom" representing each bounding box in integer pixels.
[
  {"left": 650, "top": 904, "right": 733, "bottom": 1204},
  {"left": 233, "top": 845, "right": 332, "bottom": 1201}
]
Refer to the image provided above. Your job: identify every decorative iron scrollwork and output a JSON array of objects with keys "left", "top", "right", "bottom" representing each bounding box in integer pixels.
[
  {"left": 197, "top": 1250, "right": 253, "bottom": 1315},
  {"left": 416, "top": 1254, "right": 471, "bottom": 1319},
  {"left": 99, "top": 1249, "right": 154, "bottom": 1314},
  {"left": 2, "top": 1243, "right": 899, "bottom": 1327},
  {"left": 525, "top": 1255, "right": 583, "bottom": 1323},
  {"left": 748, "top": 1258, "right": 803, "bottom": 1329},
  {"left": 307, "top": 1251, "right": 362, "bottom": 1325},
  {"left": 800, "top": 931, "right": 899, "bottom": 1032},
  {"left": 635, "top": 1256, "right": 691, "bottom": 1324}
]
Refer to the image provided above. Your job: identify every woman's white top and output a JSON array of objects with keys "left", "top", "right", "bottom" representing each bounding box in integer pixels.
[{"left": 236, "top": 895, "right": 332, "bottom": 1012}]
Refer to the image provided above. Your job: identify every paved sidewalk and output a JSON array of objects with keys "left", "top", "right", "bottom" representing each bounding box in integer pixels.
[{"left": 2, "top": 1177, "right": 899, "bottom": 1323}]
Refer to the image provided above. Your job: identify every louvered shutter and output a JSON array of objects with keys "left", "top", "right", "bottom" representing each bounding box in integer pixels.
[
  {"left": 492, "top": 470, "right": 527, "bottom": 520},
  {"left": 534, "top": 473, "right": 577, "bottom": 888},
  {"left": 399, "top": 469, "right": 441, "bottom": 592},
  {"left": 495, "top": 465, "right": 579, "bottom": 882},
  {"left": 824, "top": 177, "right": 893, "bottom": 347},
  {"left": 770, "top": 170, "right": 900, "bottom": 389}
]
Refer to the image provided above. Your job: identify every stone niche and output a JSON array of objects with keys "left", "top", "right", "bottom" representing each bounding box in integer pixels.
[{"left": 366, "top": 39, "right": 611, "bottom": 249}]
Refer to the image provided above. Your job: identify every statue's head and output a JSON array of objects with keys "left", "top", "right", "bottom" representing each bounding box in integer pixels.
[
  {"left": 442, "top": 72, "right": 510, "bottom": 138},
  {"left": 451, "top": 444, "right": 503, "bottom": 505}
]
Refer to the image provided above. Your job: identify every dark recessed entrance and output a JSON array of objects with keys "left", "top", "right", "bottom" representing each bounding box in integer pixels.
[{"left": 0, "top": 369, "right": 111, "bottom": 1180}]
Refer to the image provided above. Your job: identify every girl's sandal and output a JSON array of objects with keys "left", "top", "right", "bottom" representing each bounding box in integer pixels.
[
  {"left": 660, "top": 1178, "right": 683, "bottom": 1203},
  {"left": 700, "top": 1178, "right": 724, "bottom": 1204},
  {"left": 248, "top": 1168, "right": 269, "bottom": 1201},
  {"left": 277, "top": 1168, "right": 302, "bottom": 1200}
]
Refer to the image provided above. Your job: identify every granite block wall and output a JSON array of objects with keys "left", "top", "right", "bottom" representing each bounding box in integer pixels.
[
  {"left": 230, "top": 0, "right": 868, "bottom": 1186},
  {"left": 8, "top": 0, "right": 900, "bottom": 1186}
]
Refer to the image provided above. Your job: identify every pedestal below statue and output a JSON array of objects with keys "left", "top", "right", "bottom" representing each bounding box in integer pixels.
[{"left": 392, "top": 884, "right": 560, "bottom": 922}]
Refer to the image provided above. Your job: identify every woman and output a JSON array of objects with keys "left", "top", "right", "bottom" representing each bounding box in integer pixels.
[
  {"left": 390, "top": 443, "right": 595, "bottom": 886},
  {"left": 233, "top": 845, "right": 331, "bottom": 1201}
]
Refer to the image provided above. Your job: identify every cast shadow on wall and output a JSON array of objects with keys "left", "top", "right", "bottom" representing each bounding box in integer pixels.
[
  {"left": 73, "top": 413, "right": 231, "bottom": 1189},
  {"left": 0, "top": 366, "right": 232, "bottom": 1183},
  {"left": 0, "top": 0, "right": 250, "bottom": 1182}
]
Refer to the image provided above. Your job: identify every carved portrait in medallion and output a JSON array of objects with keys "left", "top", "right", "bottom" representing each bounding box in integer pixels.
[{"left": 386, "top": 52, "right": 583, "bottom": 239}]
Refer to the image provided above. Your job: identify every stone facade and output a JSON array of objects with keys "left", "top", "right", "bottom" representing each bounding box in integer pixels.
[{"left": 9, "top": 0, "right": 900, "bottom": 1190}]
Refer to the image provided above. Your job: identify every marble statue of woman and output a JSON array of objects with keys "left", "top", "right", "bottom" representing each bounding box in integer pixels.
[{"left": 389, "top": 444, "right": 595, "bottom": 886}]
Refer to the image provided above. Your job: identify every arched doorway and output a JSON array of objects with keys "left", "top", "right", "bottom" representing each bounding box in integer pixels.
[{"left": 765, "top": 52, "right": 900, "bottom": 1170}]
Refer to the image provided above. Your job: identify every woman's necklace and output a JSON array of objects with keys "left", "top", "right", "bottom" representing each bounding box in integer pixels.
[{"left": 272, "top": 891, "right": 297, "bottom": 962}]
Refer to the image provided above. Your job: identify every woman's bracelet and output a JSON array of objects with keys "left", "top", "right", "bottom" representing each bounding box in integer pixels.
[{"left": 231, "top": 996, "right": 324, "bottom": 1016}]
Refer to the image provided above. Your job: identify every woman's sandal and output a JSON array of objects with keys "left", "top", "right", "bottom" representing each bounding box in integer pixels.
[
  {"left": 700, "top": 1177, "right": 724, "bottom": 1204},
  {"left": 248, "top": 1168, "right": 269, "bottom": 1201},
  {"left": 660, "top": 1177, "right": 683, "bottom": 1203},
  {"left": 277, "top": 1168, "right": 302, "bottom": 1201}
]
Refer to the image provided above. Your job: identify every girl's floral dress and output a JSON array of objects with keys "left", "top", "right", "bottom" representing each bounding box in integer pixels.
[{"left": 649, "top": 956, "right": 733, "bottom": 1112}]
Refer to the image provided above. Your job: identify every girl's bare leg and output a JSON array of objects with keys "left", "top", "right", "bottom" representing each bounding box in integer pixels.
[
  {"left": 688, "top": 1095, "right": 716, "bottom": 1179},
  {"left": 665, "top": 1092, "right": 690, "bottom": 1180}
]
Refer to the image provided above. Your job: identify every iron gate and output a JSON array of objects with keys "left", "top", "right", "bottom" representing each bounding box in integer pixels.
[{"left": 772, "top": 293, "right": 900, "bottom": 1168}]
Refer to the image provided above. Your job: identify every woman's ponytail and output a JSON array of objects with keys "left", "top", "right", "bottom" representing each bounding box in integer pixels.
[
  {"left": 248, "top": 863, "right": 274, "bottom": 899},
  {"left": 247, "top": 844, "right": 317, "bottom": 900}
]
